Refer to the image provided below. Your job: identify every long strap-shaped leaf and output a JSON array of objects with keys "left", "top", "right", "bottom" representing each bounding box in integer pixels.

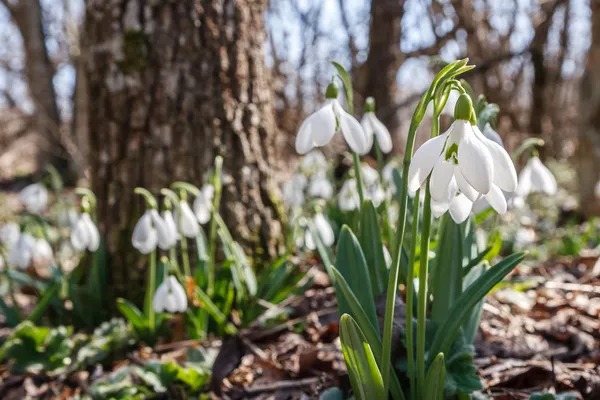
[
  {"left": 429, "top": 252, "right": 525, "bottom": 357},
  {"left": 424, "top": 353, "right": 445, "bottom": 400},
  {"left": 358, "top": 200, "right": 388, "bottom": 297},
  {"left": 332, "top": 268, "right": 406, "bottom": 400},
  {"left": 340, "top": 314, "right": 386, "bottom": 400}
]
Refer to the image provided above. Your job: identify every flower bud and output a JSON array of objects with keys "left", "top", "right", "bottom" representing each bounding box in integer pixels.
[
  {"left": 453, "top": 94, "right": 474, "bottom": 122},
  {"left": 325, "top": 82, "right": 339, "bottom": 99}
]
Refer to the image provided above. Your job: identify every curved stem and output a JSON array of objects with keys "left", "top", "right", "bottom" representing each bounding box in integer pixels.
[
  {"left": 208, "top": 156, "right": 223, "bottom": 297},
  {"left": 147, "top": 250, "right": 157, "bottom": 331},
  {"left": 352, "top": 152, "right": 365, "bottom": 204},
  {"left": 406, "top": 189, "right": 420, "bottom": 400},
  {"left": 181, "top": 237, "right": 192, "bottom": 278}
]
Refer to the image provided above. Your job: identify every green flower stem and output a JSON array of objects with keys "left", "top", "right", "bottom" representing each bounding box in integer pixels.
[
  {"left": 181, "top": 237, "right": 192, "bottom": 278},
  {"left": 147, "top": 249, "right": 157, "bottom": 331},
  {"left": 208, "top": 156, "right": 224, "bottom": 297},
  {"left": 406, "top": 189, "right": 420, "bottom": 400},
  {"left": 352, "top": 152, "right": 365, "bottom": 204},
  {"left": 169, "top": 247, "right": 183, "bottom": 279},
  {"left": 417, "top": 116, "right": 439, "bottom": 393}
]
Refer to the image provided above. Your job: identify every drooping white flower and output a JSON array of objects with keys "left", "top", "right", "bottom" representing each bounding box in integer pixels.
[
  {"left": 361, "top": 164, "right": 380, "bottom": 187},
  {"left": 152, "top": 275, "right": 188, "bottom": 313},
  {"left": 0, "top": 222, "right": 20, "bottom": 246},
  {"left": 33, "top": 239, "right": 54, "bottom": 265},
  {"left": 161, "top": 210, "right": 179, "bottom": 247},
  {"left": 516, "top": 156, "right": 557, "bottom": 196},
  {"left": 71, "top": 213, "right": 100, "bottom": 252},
  {"left": 305, "top": 213, "right": 335, "bottom": 250},
  {"left": 283, "top": 174, "right": 308, "bottom": 207},
  {"left": 132, "top": 210, "right": 172, "bottom": 253},
  {"left": 308, "top": 175, "right": 333, "bottom": 200},
  {"left": 7, "top": 233, "right": 36, "bottom": 269},
  {"left": 57, "top": 208, "right": 79, "bottom": 228},
  {"left": 301, "top": 151, "right": 328, "bottom": 175},
  {"left": 361, "top": 111, "right": 393, "bottom": 153},
  {"left": 19, "top": 183, "right": 48, "bottom": 214},
  {"left": 295, "top": 83, "right": 368, "bottom": 155},
  {"left": 192, "top": 184, "right": 214, "bottom": 224},
  {"left": 178, "top": 202, "right": 200, "bottom": 238},
  {"left": 338, "top": 179, "right": 360, "bottom": 211}
]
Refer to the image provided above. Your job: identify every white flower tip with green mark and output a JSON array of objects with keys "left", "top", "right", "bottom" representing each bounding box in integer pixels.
[{"left": 152, "top": 275, "right": 188, "bottom": 313}]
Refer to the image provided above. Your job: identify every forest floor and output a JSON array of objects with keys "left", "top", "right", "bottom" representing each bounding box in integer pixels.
[{"left": 2, "top": 253, "right": 598, "bottom": 399}]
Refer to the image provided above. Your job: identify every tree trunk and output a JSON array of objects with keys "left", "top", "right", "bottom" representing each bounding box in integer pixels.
[
  {"left": 83, "top": 0, "right": 285, "bottom": 301},
  {"left": 3, "top": 0, "right": 75, "bottom": 179},
  {"left": 361, "top": 0, "right": 404, "bottom": 146},
  {"left": 578, "top": 1, "right": 600, "bottom": 217}
]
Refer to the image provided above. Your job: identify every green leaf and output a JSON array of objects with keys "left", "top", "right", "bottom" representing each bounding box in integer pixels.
[
  {"left": 0, "top": 298, "right": 20, "bottom": 327},
  {"left": 27, "top": 282, "right": 60, "bottom": 323},
  {"left": 339, "top": 314, "right": 385, "bottom": 400},
  {"left": 116, "top": 298, "right": 148, "bottom": 331},
  {"left": 233, "top": 242, "right": 257, "bottom": 297},
  {"left": 431, "top": 214, "right": 464, "bottom": 323},
  {"left": 358, "top": 201, "right": 387, "bottom": 297},
  {"left": 335, "top": 226, "right": 378, "bottom": 332},
  {"left": 331, "top": 61, "right": 353, "bottom": 113},
  {"left": 429, "top": 252, "right": 525, "bottom": 357},
  {"left": 461, "top": 264, "right": 487, "bottom": 344},
  {"left": 463, "top": 247, "right": 492, "bottom": 277},
  {"left": 424, "top": 353, "right": 445, "bottom": 400}
]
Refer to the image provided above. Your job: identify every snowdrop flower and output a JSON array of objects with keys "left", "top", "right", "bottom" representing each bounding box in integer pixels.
[
  {"left": 193, "top": 184, "right": 214, "bottom": 224},
  {"left": 33, "top": 239, "right": 53, "bottom": 264},
  {"left": 283, "top": 174, "right": 307, "bottom": 207},
  {"left": 308, "top": 175, "right": 333, "bottom": 200},
  {"left": 178, "top": 202, "right": 200, "bottom": 238},
  {"left": 339, "top": 179, "right": 360, "bottom": 211},
  {"left": 132, "top": 210, "right": 173, "bottom": 254},
  {"left": 19, "top": 183, "right": 48, "bottom": 213},
  {"left": 0, "top": 222, "right": 20, "bottom": 246},
  {"left": 361, "top": 164, "right": 380, "bottom": 187},
  {"left": 301, "top": 151, "right": 328, "bottom": 175},
  {"left": 295, "top": 82, "right": 368, "bottom": 155},
  {"left": 57, "top": 209, "right": 79, "bottom": 228},
  {"left": 361, "top": 98, "right": 393, "bottom": 153},
  {"left": 408, "top": 94, "right": 517, "bottom": 223},
  {"left": 7, "top": 233, "right": 36, "bottom": 269},
  {"left": 71, "top": 213, "right": 100, "bottom": 251},
  {"left": 516, "top": 156, "right": 557, "bottom": 196},
  {"left": 161, "top": 210, "right": 179, "bottom": 247},
  {"left": 152, "top": 275, "right": 188, "bottom": 313},
  {"left": 305, "top": 213, "right": 335, "bottom": 250}
]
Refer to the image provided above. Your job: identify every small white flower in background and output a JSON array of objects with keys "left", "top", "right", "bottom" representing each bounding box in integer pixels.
[
  {"left": 295, "top": 82, "right": 368, "bottom": 155},
  {"left": 360, "top": 164, "right": 388, "bottom": 206},
  {"left": 33, "top": 238, "right": 54, "bottom": 264},
  {"left": 19, "top": 183, "right": 49, "bottom": 214},
  {"left": 161, "top": 210, "right": 179, "bottom": 247},
  {"left": 301, "top": 150, "right": 328, "bottom": 175},
  {"left": 178, "top": 202, "right": 200, "bottom": 238},
  {"left": 57, "top": 209, "right": 79, "bottom": 228},
  {"left": 338, "top": 179, "right": 360, "bottom": 211},
  {"left": 308, "top": 174, "right": 333, "bottom": 200},
  {"left": 71, "top": 213, "right": 100, "bottom": 252},
  {"left": 514, "top": 227, "right": 536, "bottom": 249},
  {"left": 7, "top": 233, "right": 36, "bottom": 269},
  {"left": 482, "top": 124, "right": 504, "bottom": 147},
  {"left": 408, "top": 94, "right": 517, "bottom": 223},
  {"left": 193, "top": 184, "right": 214, "bottom": 224},
  {"left": 516, "top": 156, "right": 557, "bottom": 196},
  {"left": 305, "top": 213, "right": 335, "bottom": 250},
  {"left": 361, "top": 164, "right": 380, "bottom": 187},
  {"left": 361, "top": 97, "right": 393, "bottom": 154},
  {"left": 152, "top": 275, "right": 188, "bottom": 313},
  {"left": 0, "top": 222, "right": 20, "bottom": 246},
  {"left": 132, "top": 210, "right": 172, "bottom": 254},
  {"left": 283, "top": 174, "right": 307, "bottom": 207}
]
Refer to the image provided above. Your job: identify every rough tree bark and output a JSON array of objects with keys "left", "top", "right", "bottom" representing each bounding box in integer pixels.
[
  {"left": 578, "top": 0, "right": 600, "bottom": 217},
  {"left": 1, "top": 0, "right": 75, "bottom": 178},
  {"left": 83, "top": 0, "right": 285, "bottom": 300}
]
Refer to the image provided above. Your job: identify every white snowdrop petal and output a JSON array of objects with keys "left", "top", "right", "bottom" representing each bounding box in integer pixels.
[
  {"left": 430, "top": 159, "right": 455, "bottom": 203},
  {"left": 431, "top": 199, "right": 450, "bottom": 218},
  {"left": 360, "top": 115, "right": 375, "bottom": 153},
  {"left": 340, "top": 113, "right": 368, "bottom": 154},
  {"left": 483, "top": 124, "right": 504, "bottom": 147},
  {"left": 370, "top": 113, "right": 393, "bottom": 153},
  {"left": 71, "top": 217, "right": 89, "bottom": 251},
  {"left": 170, "top": 276, "right": 188, "bottom": 312},
  {"left": 19, "top": 183, "right": 49, "bottom": 213},
  {"left": 83, "top": 213, "right": 101, "bottom": 251},
  {"left": 132, "top": 212, "right": 157, "bottom": 253},
  {"left": 457, "top": 125, "right": 493, "bottom": 194},
  {"left": 516, "top": 165, "right": 533, "bottom": 197},
  {"left": 304, "top": 229, "right": 316, "bottom": 250},
  {"left": 454, "top": 167, "right": 480, "bottom": 203},
  {"left": 295, "top": 104, "right": 336, "bottom": 154},
  {"left": 407, "top": 133, "right": 448, "bottom": 194},
  {"left": 161, "top": 210, "right": 179, "bottom": 246},
  {"left": 485, "top": 185, "right": 507, "bottom": 215},
  {"left": 0, "top": 222, "right": 20, "bottom": 246},
  {"left": 179, "top": 202, "right": 200, "bottom": 238},
  {"left": 314, "top": 213, "right": 335, "bottom": 246},
  {"left": 150, "top": 210, "right": 172, "bottom": 250},
  {"left": 529, "top": 157, "right": 557, "bottom": 195},
  {"left": 474, "top": 126, "right": 517, "bottom": 192},
  {"left": 449, "top": 194, "right": 473, "bottom": 224}
]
